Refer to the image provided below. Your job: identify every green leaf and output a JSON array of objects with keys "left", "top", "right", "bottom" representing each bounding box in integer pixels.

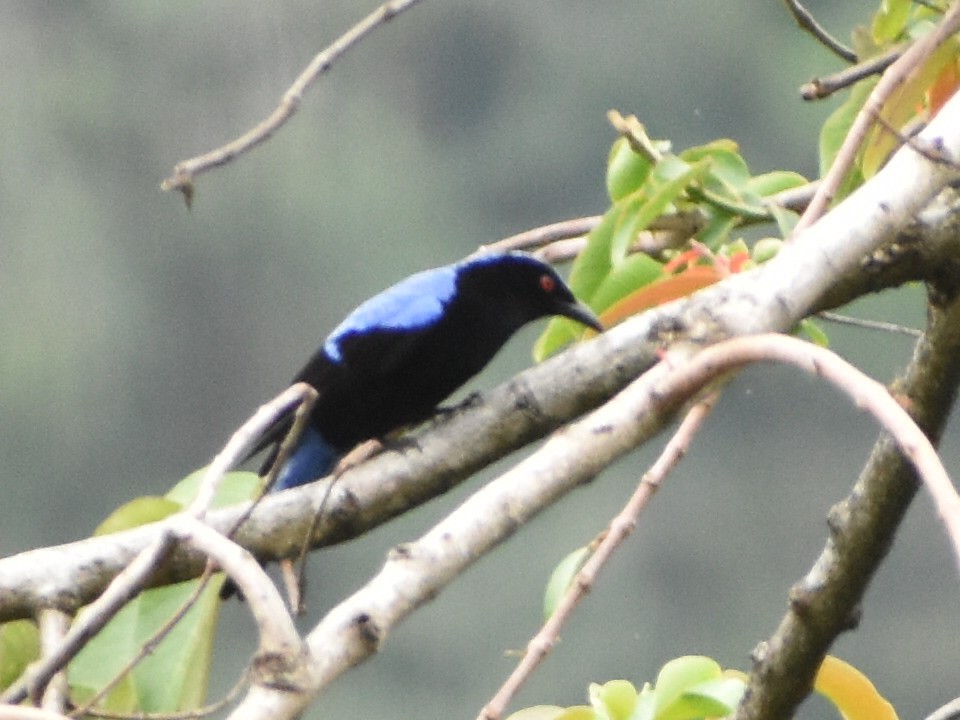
[
  {"left": 71, "top": 673, "right": 138, "bottom": 714},
  {"left": 607, "top": 137, "right": 654, "bottom": 202},
  {"left": 93, "top": 470, "right": 262, "bottom": 537},
  {"left": 851, "top": 26, "right": 880, "bottom": 62},
  {"left": 505, "top": 706, "right": 568, "bottom": 720},
  {"left": 95, "top": 497, "right": 182, "bottom": 536},
  {"left": 872, "top": 0, "right": 912, "bottom": 42},
  {"left": 862, "top": 36, "right": 960, "bottom": 179},
  {"left": 906, "top": 17, "right": 938, "bottom": 40},
  {"left": 534, "top": 315, "right": 591, "bottom": 362},
  {"left": 543, "top": 546, "right": 592, "bottom": 620},
  {"left": 653, "top": 656, "right": 723, "bottom": 718},
  {"left": 631, "top": 684, "right": 656, "bottom": 720},
  {"left": 693, "top": 209, "right": 738, "bottom": 251},
  {"left": 567, "top": 208, "right": 619, "bottom": 301},
  {"left": 588, "top": 253, "right": 664, "bottom": 314},
  {"left": 0, "top": 620, "right": 40, "bottom": 692},
  {"left": 166, "top": 468, "right": 263, "bottom": 509},
  {"left": 70, "top": 578, "right": 224, "bottom": 713},
  {"left": 71, "top": 470, "right": 250, "bottom": 714},
  {"left": 681, "top": 141, "right": 750, "bottom": 193},
  {"left": 553, "top": 708, "right": 598, "bottom": 720},
  {"left": 724, "top": 238, "right": 750, "bottom": 260},
  {"left": 681, "top": 141, "right": 774, "bottom": 220},
  {"left": 745, "top": 170, "right": 807, "bottom": 197},
  {"left": 657, "top": 691, "right": 738, "bottom": 720},
  {"left": 797, "top": 318, "right": 830, "bottom": 347},
  {"left": 678, "top": 138, "right": 741, "bottom": 169},
  {"left": 751, "top": 238, "right": 783, "bottom": 264},
  {"left": 609, "top": 156, "right": 712, "bottom": 262},
  {"left": 645, "top": 661, "right": 745, "bottom": 720},
  {"left": 533, "top": 211, "right": 616, "bottom": 361},
  {"left": 767, "top": 204, "right": 799, "bottom": 239},
  {"left": 682, "top": 677, "right": 745, "bottom": 713},
  {"left": 590, "top": 680, "right": 638, "bottom": 720}
]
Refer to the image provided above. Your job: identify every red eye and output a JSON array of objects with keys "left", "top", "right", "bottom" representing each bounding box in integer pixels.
[{"left": 539, "top": 274, "right": 556, "bottom": 294}]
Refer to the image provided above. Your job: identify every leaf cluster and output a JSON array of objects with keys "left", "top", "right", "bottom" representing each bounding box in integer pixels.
[{"left": 535, "top": 124, "right": 805, "bottom": 359}]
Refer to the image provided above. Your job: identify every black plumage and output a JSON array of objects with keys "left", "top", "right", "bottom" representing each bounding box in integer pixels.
[{"left": 258, "top": 251, "right": 601, "bottom": 491}]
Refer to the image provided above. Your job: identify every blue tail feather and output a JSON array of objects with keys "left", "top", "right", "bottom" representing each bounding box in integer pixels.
[{"left": 273, "top": 427, "right": 341, "bottom": 491}]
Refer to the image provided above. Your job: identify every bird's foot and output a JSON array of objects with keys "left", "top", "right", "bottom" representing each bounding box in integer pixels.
[{"left": 332, "top": 438, "right": 385, "bottom": 476}]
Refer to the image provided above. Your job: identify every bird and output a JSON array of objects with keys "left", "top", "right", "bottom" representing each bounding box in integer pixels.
[{"left": 253, "top": 251, "right": 602, "bottom": 492}]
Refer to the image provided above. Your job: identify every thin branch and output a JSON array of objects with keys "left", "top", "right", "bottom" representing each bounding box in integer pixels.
[
  {"left": 607, "top": 110, "right": 665, "bottom": 161},
  {"left": 818, "top": 310, "right": 922, "bottom": 337},
  {"left": 478, "top": 179, "right": 815, "bottom": 266},
  {"left": 479, "top": 214, "right": 705, "bottom": 260},
  {"left": 793, "top": 0, "right": 960, "bottom": 235},
  {"left": 161, "top": 0, "right": 427, "bottom": 204},
  {"left": 532, "top": 236, "right": 594, "bottom": 264},
  {"left": 291, "top": 461, "right": 343, "bottom": 614},
  {"left": 171, "top": 517, "right": 302, "bottom": 658},
  {"left": 765, "top": 180, "right": 817, "bottom": 214},
  {"left": 190, "top": 383, "right": 317, "bottom": 520},
  {"left": 477, "top": 392, "right": 720, "bottom": 720},
  {"left": 83, "top": 672, "right": 247, "bottom": 720},
  {"left": 783, "top": 0, "right": 857, "bottom": 62},
  {"left": 800, "top": 46, "right": 902, "bottom": 100},
  {"left": 218, "top": 382, "right": 318, "bottom": 607},
  {"left": 478, "top": 216, "right": 602, "bottom": 255},
  {"left": 254, "top": 383, "right": 319, "bottom": 498},
  {"left": 84, "top": 674, "right": 248, "bottom": 720},
  {"left": 36, "top": 610, "right": 70, "bottom": 713},
  {"left": 874, "top": 111, "right": 960, "bottom": 169},
  {"left": 522, "top": 216, "right": 703, "bottom": 264}
]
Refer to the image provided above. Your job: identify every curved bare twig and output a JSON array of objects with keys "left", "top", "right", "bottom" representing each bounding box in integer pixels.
[
  {"left": 800, "top": 46, "right": 902, "bottom": 100},
  {"left": 783, "top": 0, "right": 856, "bottom": 62},
  {"left": 161, "top": 0, "right": 427, "bottom": 205}
]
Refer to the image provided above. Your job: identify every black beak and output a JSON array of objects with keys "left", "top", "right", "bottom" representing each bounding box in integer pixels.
[{"left": 559, "top": 299, "right": 604, "bottom": 333}]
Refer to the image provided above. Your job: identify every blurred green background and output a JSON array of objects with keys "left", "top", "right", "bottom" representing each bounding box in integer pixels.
[{"left": 2, "top": 2, "right": 956, "bottom": 719}]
